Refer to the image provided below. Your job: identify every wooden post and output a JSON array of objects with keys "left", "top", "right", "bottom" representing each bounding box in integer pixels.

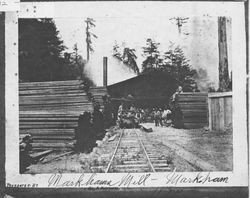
[
  {"left": 103, "top": 57, "right": 108, "bottom": 87},
  {"left": 218, "top": 17, "right": 230, "bottom": 92},
  {"left": 208, "top": 96, "right": 212, "bottom": 131}
]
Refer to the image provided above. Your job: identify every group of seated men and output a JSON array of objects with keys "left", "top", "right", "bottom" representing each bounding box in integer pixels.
[{"left": 116, "top": 104, "right": 172, "bottom": 128}]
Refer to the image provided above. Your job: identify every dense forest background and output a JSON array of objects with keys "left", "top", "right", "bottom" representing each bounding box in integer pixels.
[
  {"left": 19, "top": 18, "right": 93, "bottom": 85},
  {"left": 19, "top": 18, "right": 231, "bottom": 92},
  {"left": 113, "top": 39, "right": 200, "bottom": 92}
]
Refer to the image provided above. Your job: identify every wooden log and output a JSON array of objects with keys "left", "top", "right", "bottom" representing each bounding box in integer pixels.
[
  {"left": 19, "top": 110, "right": 93, "bottom": 115},
  {"left": 31, "top": 143, "right": 74, "bottom": 148},
  {"left": 20, "top": 103, "right": 92, "bottom": 108},
  {"left": 19, "top": 90, "right": 86, "bottom": 96},
  {"left": 178, "top": 103, "right": 208, "bottom": 107},
  {"left": 20, "top": 106, "right": 93, "bottom": 112},
  {"left": 20, "top": 105, "right": 92, "bottom": 110},
  {"left": 19, "top": 111, "right": 89, "bottom": 115},
  {"left": 20, "top": 132, "right": 75, "bottom": 137},
  {"left": 19, "top": 114, "right": 79, "bottom": 118},
  {"left": 19, "top": 92, "right": 87, "bottom": 98},
  {"left": 179, "top": 92, "right": 208, "bottom": 95},
  {"left": 20, "top": 126, "right": 77, "bottom": 130},
  {"left": 19, "top": 80, "right": 82, "bottom": 87},
  {"left": 30, "top": 150, "right": 53, "bottom": 160},
  {"left": 182, "top": 120, "right": 208, "bottom": 123},
  {"left": 19, "top": 84, "right": 82, "bottom": 90},
  {"left": 32, "top": 139, "right": 74, "bottom": 143},
  {"left": 19, "top": 84, "right": 83, "bottom": 89},
  {"left": 19, "top": 117, "right": 79, "bottom": 121},
  {"left": 178, "top": 97, "right": 207, "bottom": 100},
  {"left": 177, "top": 99, "right": 207, "bottom": 103},
  {"left": 181, "top": 110, "right": 208, "bottom": 114},
  {"left": 41, "top": 151, "right": 74, "bottom": 164},
  {"left": 20, "top": 124, "right": 78, "bottom": 129},
  {"left": 32, "top": 136, "right": 74, "bottom": 140},
  {"left": 32, "top": 147, "right": 72, "bottom": 151},
  {"left": 180, "top": 108, "right": 208, "bottom": 111},
  {"left": 20, "top": 93, "right": 83, "bottom": 99},
  {"left": 19, "top": 106, "right": 92, "bottom": 111},
  {"left": 19, "top": 97, "right": 89, "bottom": 105},
  {"left": 20, "top": 129, "right": 75, "bottom": 135}
]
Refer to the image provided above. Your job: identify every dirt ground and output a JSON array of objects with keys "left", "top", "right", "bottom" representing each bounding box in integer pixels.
[
  {"left": 141, "top": 123, "right": 233, "bottom": 171},
  {"left": 25, "top": 124, "right": 233, "bottom": 173}
]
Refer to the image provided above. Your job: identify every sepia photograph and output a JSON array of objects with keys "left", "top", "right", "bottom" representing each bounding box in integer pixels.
[{"left": 18, "top": 15, "right": 233, "bottom": 174}]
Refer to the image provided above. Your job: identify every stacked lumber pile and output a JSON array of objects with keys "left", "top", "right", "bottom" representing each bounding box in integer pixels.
[
  {"left": 89, "top": 86, "right": 108, "bottom": 108},
  {"left": 19, "top": 80, "right": 94, "bottom": 151},
  {"left": 177, "top": 92, "right": 208, "bottom": 129}
]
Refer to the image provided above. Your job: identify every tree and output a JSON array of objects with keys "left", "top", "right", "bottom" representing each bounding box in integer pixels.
[
  {"left": 122, "top": 47, "right": 139, "bottom": 74},
  {"left": 85, "top": 18, "right": 97, "bottom": 61},
  {"left": 62, "top": 45, "right": 94, "bottom": 85},
  {"left": 19, "top": 19, "right": 94, "bottom": 85},
  {"left": 112, "top": 43, "right": 139, "bottom": 74},
  {"left": 141, "top": 39, "right": 161, "bottom": 73},
  {"left": 73, "top": 43, "right": 79, "bottom": 65},
  {"left": 141, "top": 39, "right": 198, "bottom": 92},
  {"left": 162, "top": 46, "right": 198, "bottom": 92},
  {"left": 113, "top": 43, "right": 123, "bottom": 61},
  {"left": 218, "top": 16, "right": 230, "bottom": 92},
  {"left": 19, "top": 18, "right": 67, "bottom": 82},
  {"left": 170, "top": 17, "right": 189, "bottom": 35}
]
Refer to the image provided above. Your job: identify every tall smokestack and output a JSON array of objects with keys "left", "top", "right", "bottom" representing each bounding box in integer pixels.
[{"left": 103, "top": 57, "right": 108, "bottom": 87}]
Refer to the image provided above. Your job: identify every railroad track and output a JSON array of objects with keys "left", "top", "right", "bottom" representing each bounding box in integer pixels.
[{"left": 105, "top": 129, "right": 173, "bottom": 173}]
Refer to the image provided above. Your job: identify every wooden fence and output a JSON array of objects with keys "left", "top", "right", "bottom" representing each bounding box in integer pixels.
[
  {"left": 177, "top": 92, "right": 208, "bottom": 129},
  {"left": 208, "top": 92, "right": 232, "bottom": 131}
]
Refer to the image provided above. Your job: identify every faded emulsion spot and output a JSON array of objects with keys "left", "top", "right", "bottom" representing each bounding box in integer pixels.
[
  {"left": 15, "top": 73, "right": 17, "bottom": 76},
  {"left": 13, "top": 42, "right": 16, "bottom": 46}
]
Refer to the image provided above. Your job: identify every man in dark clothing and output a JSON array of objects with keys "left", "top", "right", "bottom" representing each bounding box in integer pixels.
[
  {"left": 155, "top": 109, "right": 162, "bottom": 127},
  {"left": 75, "top": 112, "right": 87, "bottom": 152},
  {"left": 75, "top": 111, "right": 94, "bottom": 153},
  {"left": 169, "top": 87, "right": 184, "bottom": 129},
  {"left": 93, "top": 105, "right": 104, "bottom": 140}
]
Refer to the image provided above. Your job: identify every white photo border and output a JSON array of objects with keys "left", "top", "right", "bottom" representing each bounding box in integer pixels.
[{"left": 5, "top": 1, "right": 248, "bottom": 188}]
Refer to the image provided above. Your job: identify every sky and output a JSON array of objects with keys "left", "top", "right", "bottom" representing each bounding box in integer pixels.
[{"left": 54, "top": 15, "right": 232, "bottom": 87}]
